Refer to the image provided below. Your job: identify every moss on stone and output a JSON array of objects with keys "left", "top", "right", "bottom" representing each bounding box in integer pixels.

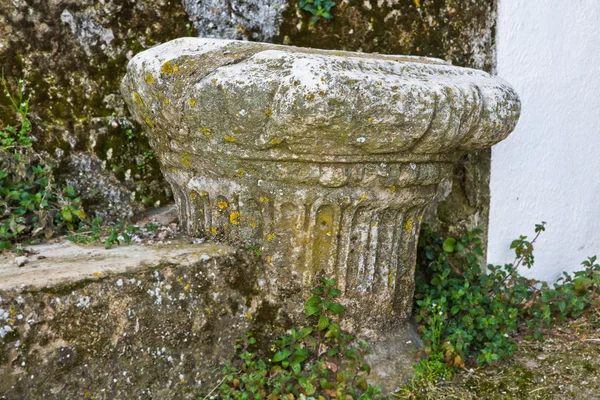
[{"left": 0, "top": 0, "right": 193, "bottom": 218}]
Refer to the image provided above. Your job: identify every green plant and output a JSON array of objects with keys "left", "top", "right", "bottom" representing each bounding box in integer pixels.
[
  {"left": 0, "top": 75, "right": 86, "bottom": 250},
  {"left": 185, "top": 23, "right": 194, "bottom": 37},
  {"left": 0, "top": 76, "right": 164, "bottom": 251},
  {"left": 243, "top": 242, "right": 262, "bottom": 257},
  {"left": 414, "top": 223, "right": 600, "bottom": 377},
  {"left": 125, "top": 129, "right": 135, "bottom": 141},
  {"left": 216, "top": 277, "right": 381, "bottom": 399},
  {"left": 137, "top": 151, "right": 154, "bottom": 171},
  {"left": 299, "top": 0, "right": 336, "bottom": 26}
]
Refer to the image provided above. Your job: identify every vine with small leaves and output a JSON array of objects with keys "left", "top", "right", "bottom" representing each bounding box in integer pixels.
[
  {"left": 216, "top": 277, "right": 381, "bottom": 399},
  {"left": 408, "top": 222, "right": 599, "bottom": 386}
]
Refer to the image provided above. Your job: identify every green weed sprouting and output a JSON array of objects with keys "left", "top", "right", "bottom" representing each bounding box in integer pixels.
[
  {"left": 0, "top": 75, "right": 159, "bottom": 251},
  {"left": 0, "top": 75, "right": 86, "bottom": 250},
  {"left": 299, "top": 0, "right": 336, "bottom": 26},
  {"left": 215, "top": 277, "right": 381, "bottom": 399}
]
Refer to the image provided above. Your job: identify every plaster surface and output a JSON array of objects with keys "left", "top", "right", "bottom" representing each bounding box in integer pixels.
[{"left": 490, "top": 0, "right": 600, "bottom": 280}]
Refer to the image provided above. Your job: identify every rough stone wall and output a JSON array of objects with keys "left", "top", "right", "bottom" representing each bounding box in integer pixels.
[
  {"left": 1, "top": 0, "right": 497, "bottom": 238},
  {"left": 0, "top": 0, "right": 192, "bottom": 219}
]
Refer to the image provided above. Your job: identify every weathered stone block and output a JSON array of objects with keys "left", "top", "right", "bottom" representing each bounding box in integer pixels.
[
  {"left": 121, "top": 38, "right": 520, "bottom": 328},
  {"left": 0, "top": 242, "right": 274, "bottom": 399}
]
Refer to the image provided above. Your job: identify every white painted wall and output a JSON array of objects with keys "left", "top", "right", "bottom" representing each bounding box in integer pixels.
[{"left": 489, "top": 1, "right": 600, "bottom": 281}]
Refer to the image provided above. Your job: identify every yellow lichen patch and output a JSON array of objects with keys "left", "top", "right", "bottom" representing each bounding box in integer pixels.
[
  {"left": 266, "top": 256, "right": 272, "bottom": 263},
  {"left": 267, "top": 233, "right": 275, "bottom": 241},
  {"left": 390, "top": 185, "right": 396, "bottom": 193},
  {"left": 270, "top": 138, "right": 281, "bottom": 145},
  {"left": 161, "top": 60, "right": 179, "bottom": 74},
  {"left": 230, "top": 211, "right": 240, "bottom": 225},
  {"left": 360, "top": 193, "right": 368, "bottom": 201},
  {"left": 391, "top": 86, "right": 399, "bottom": 91},
  {"left": 211, "top": 78, "right": 218, "bottom": 85},
  {"left": 184, "top": 284, "right": 191, "bottom": 292},
  {"left": 144, "top": 116, "right": 154, "bottom": 128},
  {"left": 388, "top": 270, "right": 394, "bottom": 287},
  {"left": 134, "top": 92, "right": 144, "bottom": 106},
  {"left": 405, "top": 218, "right": 413, "bottom": 233},
  {"left": 414, "top": 0, "right": 421, "bottom": 8},
  {"left": 201, "top": 190, "right": 208, "bottom": 196},
  {"left": 418, "top": 214, "right": 423, "bottom": 223},
  {"left": 190, "top": 192, "right": 198, "bottom": 199},
  {"left": 92, "top": 271, "right": 102, "bottom": 277},
  {"left": 163, "top": 97, "right": 169, "bottom": 104},
  {"left": 305, "top": 93, "right": 315, "bottom": 101},
  {"left": 250, "top": 223, "right": 257, "bottom": 229},
  {"left": 177, "top": 277, "right": 182, "bottom": 284},
  {"left": 259, "top": 197, "right": 270, "bottom": 203},
  {"left": 205, "top": 307, "right": 211, "bottom": 314},
  {"left": 223, "top": 135, "right": 236, "bottom": 142},
  {"left": 201, "top": 127, "right": 211, "bottom": 136},
  {"left": 171, "top": 168, "right": 177, "bottom": 173},
  {"left": 211, "top": 227, "right": 217, "bottom": 234},
  {"left": 218, "top": 201, "right": 229, "bottom": 209},
  {"left": 265, "top": 108, "right": 272, "bottom": 118},
  {"left": 237, "top": 168, "right": 245, "bottom": 177},
  {"left": 189, "top": 98, "right": 197, "bottom": 106},
  {"left": 145, "top": 73, "right": 154, "bottom": 84},
  {"left": 246, "top": 311, "right": 252, "bottom": 319},
  {"left": 151, "top": 92, "right": 158, "bottom": 100},
  {"left": 367, "top": 117, "right": 373, "bottom": 123},
  {"left": 181, "top": 152, "right": 192, "bottom": 167},
  {"left": 83, "top": 289, "right": 89, "bottom": 295}
]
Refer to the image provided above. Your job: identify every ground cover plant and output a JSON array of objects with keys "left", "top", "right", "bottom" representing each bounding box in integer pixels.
[
  {"left": 212, "top": 277, "right": 381, "bottom": 399},
  {"left": 407, "top": 223, "right": 600, "bottom": 390}
]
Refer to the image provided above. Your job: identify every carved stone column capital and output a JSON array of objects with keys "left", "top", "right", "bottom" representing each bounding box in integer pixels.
[{"left": 121, "top": 37, "right": 519, "bottom": 331}]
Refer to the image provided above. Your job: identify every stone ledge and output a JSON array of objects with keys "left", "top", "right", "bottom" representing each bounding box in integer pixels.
[
  {"left": 0, "top": 240, "right": 271, "bottom": 399},
  {"left": 0, "top": 240, "right": 422, "bottom": 398},
  {"left": 0, "top": 241, "right": 234, "bottom": 292}
]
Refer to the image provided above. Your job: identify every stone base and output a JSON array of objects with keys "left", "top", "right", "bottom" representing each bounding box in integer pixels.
[
  {"left": 0, "top": 241, "right": 420, "bottom": 398},
  {"left": 366, "top": 322, "right": 424, "bottom": 393}
]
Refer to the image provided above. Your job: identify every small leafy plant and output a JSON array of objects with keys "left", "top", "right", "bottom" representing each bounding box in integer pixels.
[
  {"left": 216, "top": 277, "right": 381, "bottom": 399},
  {"left": 0, "top": 76, "right": 86, "bottom": 250},
  {"left": 413, "top": 223, "right": 600, "bottom": 380},
  {"left": 299, "top": 0, "right": 336, "bottom": 26},
  {"left": 0, "top": 75, "right": 164, "bottom": 251}
]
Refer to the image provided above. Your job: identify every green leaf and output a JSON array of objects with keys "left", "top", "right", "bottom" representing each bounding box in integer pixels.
[
  {"left": 61, "top": 208, "right": 72, "bottom": 222},
  {"left": 443, "top": 237, "right": 456, "bottom": 253},
  {"left": 317, "top": 315, "right": 329, "bottom": 331},
  {"left": 305, "top": 304, "right": 320, "bottom": 317},
  {"left": 272, "top": 351, "right": 285, "bottom": 362},
  {"left": 327, "top": 302, "right": 345, "bottom": 315}
]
